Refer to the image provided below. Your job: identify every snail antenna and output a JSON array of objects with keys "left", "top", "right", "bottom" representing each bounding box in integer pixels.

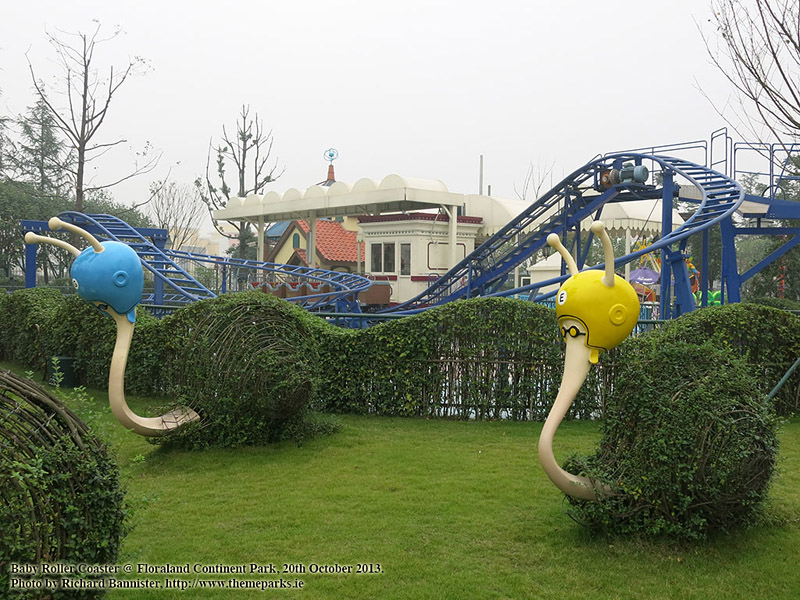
[
  {"left": 546, "top": 232, "right": 578, "bottom": 276},
  {"left": 48, "top": 217, "right": 104, "bottom": 253},
  {"left": 590, "top": 221, "right": 615, "bottom": 287},
  {"left": 24, "top": 232, "right": 81, "bottom": 257}
]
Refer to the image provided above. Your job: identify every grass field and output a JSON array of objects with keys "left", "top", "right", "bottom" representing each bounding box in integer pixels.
[{"left": 5, "top": 361, "right": 800, "bottom": 599}]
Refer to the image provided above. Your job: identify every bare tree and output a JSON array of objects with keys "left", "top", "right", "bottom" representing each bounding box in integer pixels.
[
  {"left": 148, "top": 180, "right": 207, "bottom": 251},
  {"left": 27, "top": 22, "right": 160, "bottom": 212},
  {"left": 701, "top": 0, "right": 800, "bottom": 147},
  {"left": 514, "top": 159, "right": 555, "bottom": 202},
  {"left": 197, "top": 104, "right": 283, "bottom": 258}
]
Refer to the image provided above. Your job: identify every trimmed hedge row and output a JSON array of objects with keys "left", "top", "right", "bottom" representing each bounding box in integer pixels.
[
  {"left": 317, "top": 298, "right": 562, "bottom": 418},
  {"left": 2, "top": 290, "right": 800, "bottom": 425}
]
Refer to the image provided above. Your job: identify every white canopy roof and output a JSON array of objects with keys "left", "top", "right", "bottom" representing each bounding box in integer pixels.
[
  {"left": 581, "top": 199, "right": 684, "bottom": 234},
  {"left": 212, "top": 174, "right": 464, "bottom": 223}
]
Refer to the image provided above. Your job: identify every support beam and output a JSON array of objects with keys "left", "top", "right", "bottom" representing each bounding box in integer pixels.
[
  {"left": 308, "top": 211, "right": 317, "bottom": 268},
  {"left": 701, "top": 227, "right": 709, "bottom": 307},
  {"left": 720, "top": 216, "right": 740, "bottom": 303},
  {"left": 442, "top": 205, "right": 458, "bottom": 269},
  {"left": 25, "top": 242, "right": 37, "bottom": 288},
  {"left": 660, "top": 170, "right": 675, "bottom": 317},
  {"left": 257, "top": 216, "right": 265, "bottom": 263}
]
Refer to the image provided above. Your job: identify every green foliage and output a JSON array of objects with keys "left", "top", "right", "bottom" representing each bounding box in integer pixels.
[
  {"left": 155, "top": 292, "right": 323, "bottom": 449},
  {"left": 653, "top": 303, "right": 800, "bottom": 415},
  {"left": 746, "top": 296, "right": 800, "bottom": 311},
  {"left": 315, "top": 297, "right": 571, "bottom": 420},
  {"left": 0, "top": 370, "right": 126, "bottom": 599},
  {"left": 564, "top": 341, "right": 779, "bottom": 540},
  {"left": 0, "top": 179, "right": 71, "bottom": 279},
  {"left": 0, "top": 287, "right": 66, "bottom": 371}
]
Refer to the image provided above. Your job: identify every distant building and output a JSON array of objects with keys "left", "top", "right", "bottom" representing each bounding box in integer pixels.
[
  {"left": 213, "top": 167, "right": 527, "bottom": 304},
  {"left": 268, "top": 218, "right": 363, "bottom": 272},
  {"left": 357, "top": 212, "right": 483, "bottom": 303}
]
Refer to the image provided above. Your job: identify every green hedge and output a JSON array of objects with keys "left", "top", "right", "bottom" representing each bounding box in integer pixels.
[
  {"left": 0, "top": 287, "right": 66, "bottom": 372},
  {"left": 646, "top": 303, "right": 800, "bottom": 415},
  {"left": 747, "top": 296, "right": 800, "bottom": 311},
  {"left": 154, "top": 293, "right": 324, "bottom": 449},
  {"left": 317, "top": 298, "right": 573, "bottom": 420},
  {"left": 2, "top": 291, "right": 799, "bottom": 430},
  {"left": 565, "top": 341, "right": 778, "bottom": 540}
]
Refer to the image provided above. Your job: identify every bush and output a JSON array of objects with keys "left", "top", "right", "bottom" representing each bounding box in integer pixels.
[
  {"left": 564, "top": 340, "right": 779, "bottom": 540},
  {"left": 155, "top": 292, "right": 323, "bottom": 449},
  {"left": 316, "top": 297, "right": 568, "bottom": 420},
  {"left": 655, "top": 303, "right": 800, "bottom": 415},
  {"left": 746, "top": 296, "right": 800, "bottom": 311},
  {"left": 46, "top": 295, "right": 166, "bottom": 395},
  {"left": 0, "top": 369, "right": 126, "bottom": 598},
  {"left": 0, "top": 287, "right": 66, "bottom": 372}
]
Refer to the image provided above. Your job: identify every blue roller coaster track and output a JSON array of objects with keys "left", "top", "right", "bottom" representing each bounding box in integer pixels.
[
  {"left": 383, "top": 153, "right": 746, "bottom": 317},
  {"left": 24, "top": 212, "right": 372, "bottom": 312},
  {"left": 22, "top": 138, "right": 800, "bottom": 320}
]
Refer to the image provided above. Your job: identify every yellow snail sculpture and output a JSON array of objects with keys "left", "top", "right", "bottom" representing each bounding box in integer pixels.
[
  {"left": 25, "top": 218, "right": 199, "bottom": 436},
  {"left": 539, "top": 221, "right": 639, "bottom": 500}
]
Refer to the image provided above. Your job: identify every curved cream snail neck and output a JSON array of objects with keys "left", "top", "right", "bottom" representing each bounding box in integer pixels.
[
  {"left": 25, "top": 218, "right": 199, "bottom": 437},
  {"left": 539, "top": 222, "right": 639, "bottom": 500}
]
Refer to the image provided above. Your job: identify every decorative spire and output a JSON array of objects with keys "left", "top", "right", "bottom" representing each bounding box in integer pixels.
[{"left": 320, "top": 148, "right": 339, "bottom": 186}]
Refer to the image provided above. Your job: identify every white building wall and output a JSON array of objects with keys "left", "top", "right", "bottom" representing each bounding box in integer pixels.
[{"left": 359, "top": 216, "right": 482, "bottom": 303}]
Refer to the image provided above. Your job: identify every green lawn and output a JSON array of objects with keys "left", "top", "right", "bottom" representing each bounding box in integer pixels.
[{"left": 5, "top": 361, "right": 800, "bottom": 599}]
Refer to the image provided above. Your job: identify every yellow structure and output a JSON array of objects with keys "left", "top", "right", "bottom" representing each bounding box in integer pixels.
[{"left": 538, "top": 221, "right": 639, "bottom": 500}]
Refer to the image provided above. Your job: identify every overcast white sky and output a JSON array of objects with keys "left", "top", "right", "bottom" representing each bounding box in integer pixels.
[{"left": 1, "top": 0, "right": 737, "bottom": 222}]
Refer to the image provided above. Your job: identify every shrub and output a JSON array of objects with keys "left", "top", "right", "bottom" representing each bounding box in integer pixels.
[
  {"left": 0, "top": 287, "right": 66, "bottom": 372},
  {"left": 746, "top": 296, "right": 800, "bottom": 311},
  {"left": 564, "top": 340, "right": 779, "bottom": 540},
  {"left": 315, "top": 297, "right": 568, "bottom": 420},
  {"left": 0, "top": 369, "right": 126, "bottom": 598},
  {"left": 155, "top": 292, "right": 323, "bottom": 449},
  {"left": 655, "top": 303, "right": 800, "bottom": 415}
]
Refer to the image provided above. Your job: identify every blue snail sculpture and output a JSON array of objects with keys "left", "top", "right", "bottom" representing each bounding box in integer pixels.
[{"left": 25, "top": 217, "right": 199, "bottom": 436}]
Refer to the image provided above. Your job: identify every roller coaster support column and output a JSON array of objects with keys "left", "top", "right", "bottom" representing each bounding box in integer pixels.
[
  {"left": 700, "top": 228, "right": 710, "bottom": 307},
  {"left": 720, "top": 216, "right": 741, "bottom": 304},
  {"left": 660, "top": 170, "right": 674, "bottom": 318},
  {"left": 24, "top": 240, "right": 37, "bottom": 288},
  {"left": 152, "top": 230, "right": 168, "bottom": 305},
  {"left": 658, "top": 171, "right": 696, "bottom": 318}
]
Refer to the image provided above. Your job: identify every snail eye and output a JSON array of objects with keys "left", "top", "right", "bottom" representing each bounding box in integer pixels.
[
  {"left": 72, "top": 278, "right": 79, "bottom": 290},
  {"left": 560, "top": 325, "right": 586, "bottom": 339}
]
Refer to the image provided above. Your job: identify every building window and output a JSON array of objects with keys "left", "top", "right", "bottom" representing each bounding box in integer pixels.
[
  {"left": 370, "top": 242, "right": 397, "bottom": 273},
  {"left": 383, "top": 243, "right": 395, "bottom": 273},
  {"left": 371, "top": 243, "right": 382, "bottom": 272},
  {"left": 292, "top": 233, "right": 301, "bottom": 249},
  {"left": 400, "top": 243, "right": 411, "bottom": 275}
]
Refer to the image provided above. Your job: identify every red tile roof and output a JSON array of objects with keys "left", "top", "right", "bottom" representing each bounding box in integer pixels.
[
  {"left": 296, "top": 219, "right": 364, "bottom": 263},
  {"left": 292, "top": 248, "right": 308, "bottom": 265}
]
